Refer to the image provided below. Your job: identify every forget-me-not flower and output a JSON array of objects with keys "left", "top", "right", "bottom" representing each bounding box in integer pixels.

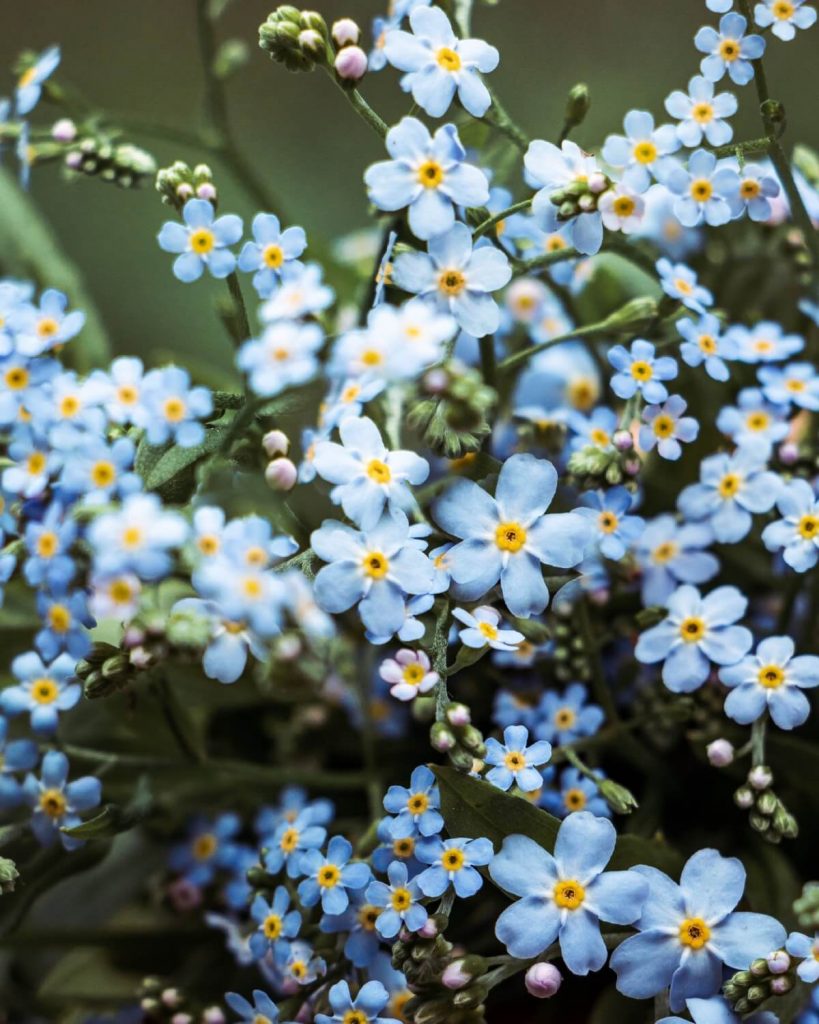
[
  {"left": 297, "top": 835, "right": 372, "bottom": 915},
  {"left": 23, "top": 750, "right": 102, "bottom": 851},
  {"left": 484, "top": 724, "right": 552, "bottom": 792},
  {"left": 677, "top": 313, "right": 738, "bottom": 381},
  {"left": 762, "top": 478, "right": 819, "bottom": 571},
  {"left": 755, "top": 0, "right": 817, "bottom": 38},
  {"left": 656, "top": 258, "right": 714, "bottom": 313},
  {"left": 15, "top": 46, "right": 60, "bottom": 116},
  {"left": 365, "top": 860, "right": 428, "bottom": 938},
  {"left": 237, "top": 212, "right": 306, "bottom": 296},
  {"left": 664, "top": 77, "right": 737, "bottom": 148},
  {"left": 639, "top": 395, "right": 700, "bottom": 461},
  {"left": 665, "top": 149, "right": 739, "bottom": 227},
  {"left": 576, "top": 487, "right": 645, "bottom": 561},
  {"left": 602, "top": 110, "right": 680, "bottom": 193},
  {"left": 608, "top": 339, "right": 678, "bottom": 403},
  {"left": 315, "top": 979, "right": 399, "bottom": 1024},
  {"left": 635, "top": 515, "right": 719, "bottom": 607},
  {"left": 158, "top": 198, "right": 242, "bottom": 282},
  {"left": 535, "top": 683, "right": 605, "bottom": 746},
  {"left": 719, "top": 634, "right": 819, "bottom": 729},
  {"left": 694, "top": 12, "right": 765, "bottom": 85},
  {"left": 416, "top": 835, "right": 493, "bottom": 898}
]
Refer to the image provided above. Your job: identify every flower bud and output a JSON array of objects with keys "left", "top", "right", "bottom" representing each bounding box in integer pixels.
[
  {"left": 443, "top": 957, "right": 483, "bottom": 990},
  {"left": 52, "top": 117, "right": 77, "bottom": 143},
  {"left": 430, "top": 721, "right": 456, "bottom": 752},
  {"left": 588, "top": 172, "right": 608, "bottom": 194},
  {"left": 770, "top": 975, "right": 793, "bottom": 995},
  {"left": 778, "top": 441, "right": 799, "bottom": 465},
  {"left": 0, "top": 857, "right": 19, "bottom": 893},
  {"left": 335, "top": 44, "right": 367, "bottom": 81},
  {"left": 332, "top": 18, "right": 360, "bottom": 46},
  {"left": 734, "top": 785, "right": 754, "bottom": 809},
  {"left": 162, "top": 989, "right": 182, "bottom": 1008},
  {"left": 707, "top": 738, "right": 735, "bottom": 767},
  {"left": 446, "top": 702, "right": 471, "bottom": 727},
  {"left": 748, "top": 765, "right": 773, "bottom": 790},
  {"left": 265, "top": 457, "right": 297, "bottom": 491},
  {"left": 202, "top": 1009, "right": 226, "bottom": 1024},
  {"left": 197, "top": 182, "right": 217, "bottom": 201},
  {"left": 750, "top": 957, "right": 769, "bottom": 976},
  {"left": 299, "top": 28, "right": 325, "bottom": 55},
  {"left": 171, "top": 1015, "right": 192, "bottom": 1024},
  {"left": 598, "top": 778, "right": 639, "bottom": 814},
  {"left": 746, "top": 985, "right": 769, "bottom": 1005},
  {"left": 263, "top": 429, "right": 290, "bottom": 457},
  {"left": 525, "top": 962, "right": 562, "bottom": 998},
  {"left": 767, "top": 950, "right": 790, "bottom": 975},
  {"left": 417, "top": 916, "right": 440, "bottom": 939},
  {"left": 613, "top": 429, "right": 633, "bottom": 451},
  {"left": 756, "top": 790, "right": 777, "bottom": 816}
]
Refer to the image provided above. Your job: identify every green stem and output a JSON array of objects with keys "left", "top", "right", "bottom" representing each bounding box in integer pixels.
[
  {"left": 224, "top": 271, "right": 251, "bottom": 346},
  {"left": 497, "top": 319, "right": 610, "bottom": 375},
  {"left": 323, "top": 66, "right": 388, "bottom": 139},
  {"left": 751, "top": 715, "right": 767, "bottom": 767},
  {"left": 564, "top": 747, "right": 603, "bottom": 785},
  {"left": 478, "top": 334, "right": 497, "bottom": 388},
  {"left": 432, "top": 598, "right": 452, "bottom": 720},
  {"left": 484, "top": 90, "right": 529, "bottom": 151},
  {"left": 472, "top": 198, "right": 532, "bottom": 239}
]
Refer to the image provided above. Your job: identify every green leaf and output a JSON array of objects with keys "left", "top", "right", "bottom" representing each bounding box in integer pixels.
[
  {"left": 432, "top": 765, "right": 682, "bottom": 873},
  {"left": 140, "top": 415, "right": 236, "bottom": 500},
  {"left": 61, "top": 776, "right": 153, "bottom": 840},
  {"left": 0, "top": 167, "right": 111, "bottom": 371}
]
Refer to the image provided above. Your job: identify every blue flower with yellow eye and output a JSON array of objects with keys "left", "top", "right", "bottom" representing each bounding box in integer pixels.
[
  {"left": 725, "top": 161, "right": 780, "bottom": 221},
  {"left": 661, "top": 996, "right": 777, "bottom": 1024},
  {"left": 23, "top": 503, "right": 76, "bottom": 589},
  {"left": 602, "top": 110, "right": 680, "bottom": 194},
  {"left": 576, "top": 487, "right": 645, "bottom": 560},
  {"left": 608, "top": 338, "right": 678, "bottom": 403},
  {"left": 715, "top": 386, "right": 789, "bottom": 450},
  {"left": 383, "top": 765, "right": 443, "bottom": 838},
  {"left": 237, "top": 212, "right": 306, "bottom": 297},
  {"left": 297, "top": 835, "right": 372, "bottom": 915},
  {"left": 35, "top": 588, "right": 93, "bottom": 661},
  {"left": 249, "top": 886, "right": 301, "bottom": 961},
  {"left": 168, "top": 813, "right": 242, "bottom": 886},
  {"left": 762, "top": 478, "right": 819, "bottom": 571},
  {"left": 15, "top": 46, "right": 60, "bottom": 116},
  {"left": 758, "top": 361, "right": 819, "bottom": 411},
  {"left": 226, "top": 990, "right": 289, "bottom": 1024},
  {"left": 728, "top": 320, "right": 804, "bottom": 363},
  {"left": 635, "top": 515, "right": 720, "bottom": 607},
  {"left": 484, "top": 724, "right": 552, "bottom": 792},
  {"left": 720, "top": 634, "right": 819, "bottom": 730},
  {"left": 140, "top": 365, "right": 213, "bottom": 447},
  {"left": 525, "top": 139, "right": 606, "bottom": 256},
  {"left": 656, "top": 259, "right": 713, "bottom": 313},
  {"left": 416, "top": 835, "right": 493, "bottom": 898},
  {"left": 677, "top": 313, "right": 738, "bottom": 382},
  {"left": 7, "top": 288, "right": 86, "bottom": 357},
  {"left": 755, "top": 0, "right": 816, "bottom": 39},
  {"left": 665, "top": 150, "right": 739, "bottom": 227},
  {"left": 611, "top": 848, "right": 785, "bottom": 1010},
  {"left": 664, "top": 77, "right": 737, "bottom": 148},
  {"left": 640, "top": 395, "right": 700, "bottom": 461},
  {"left": 490, "top": 812, "right": 648, "bottom": 973},
  {"left": 59, "top": 436, "right": 141, "bottom": 504},
  {"left": 541, "top": 767, "right": 611, "bottom": 819},
  {"left": 365, "top": 860, "right": 428, "bottom": 938},
  {"left": 694, "top": 12, "right": 765, "bottom": 85},
  {"left": 263, "top": 808, "right": 327, "bottom": 878},
  {"left": 23, "top": 750, "right": 101, "bottom": 851},
  {"left": 158, "top": 198, "right": 243, "bottom": 282},
  {"left": 0, "top": 716, "right": 38, "bottom": 810},
  {"left": 315, "top": 980, "right": 398, "bottom": 1024},
  {"left": 534, "top": 683, "right": 604, "bottom": 745},
  {"left": 786, "top": 931, "right": 819, "bottom": 982},
  {"left": 383, "top": 6, "right": 499, "bottom": 118},
  {"left": 320, "top": 890, "right": 383, "bottom": 969}
]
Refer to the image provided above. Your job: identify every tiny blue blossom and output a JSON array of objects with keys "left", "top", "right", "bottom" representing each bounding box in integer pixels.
[
  {"left": 453, "top": 604, "right": 525, "bottom": 651},
  {"left": 720, "top": 634, "right": 819, "bottom": 729},
  {"left": 665, "top": 149, "right": 739, "bottom": 227},
  {"left": 608, "top": 338, "right": 678, "bottom": 403},
  {"left": 535, "top": 683, "right": 605, "bottom": 745},
  {"left": 297, "top": 835, "right": 372, "bottom": 915},
  {"left": 34, "top": 588, "right": 94, "bottom": 661},
  {"left": 249, "top": 886, "right": 301, "bottom": 960},
  {"left": 7, "top": 288, "right": 85, "bottom": 357},
  {"left": 601, "top": 110, "right": 680, "bottom": 193},
  {"left": 168, "top": 813, "right": 242, "bottom": 886},
  {"left": 541, "top": 766, "right": 611, "bottom": 819},
  {"left": 365, "top": 860, "right": 428, "bottom": 938},
  {"left": 238, "top": 320, "right": 323, "bottom": 398},
  {"left": 263, "top": 808, "right": 327, "bottom": 878},
  {"left": 639, "top": 395, "right": 700, "bottom": 461},
  {"left": 728, "top": 320, "right": 804, "bottom": 363},
  {"left": 786, "top": 932, "right": 819, "bottom": 982},
  {"left": 635, "top": 515, "right": 720, "bottom": 606},
  {"left": 226, "top": 991, "right": 289, "bottom": 1024},
  {"left": 23, "top": 750, "right": 101, "bottom": 851},
  {"left": 140, "top": 366, "right": 213, "bottom": 448},
  {"left": 15, "top": 46, "right": 60, "bottom": 116},
  {"left": 677, "top": 313, "right": 738, "bottom": 381},
  {"left": 315, "top": 980, "right": 399, "bottom": 1024},
  {"left": 526, "top": 139, "right": 606, "bottom": 256},
  {"left": 762, "top": 478, "right": 819, "bottom": 572},
  {"left": 726, "top": 161, "right": 780, "bottom": 220},
  {"left": 758, "top": 361, "right": 819, "bottom": 410},
  {"left": 664, "top": 76, "right": 737, "bottom": 147},
  {"left": 716, "top": 386, "right": 790, "bottom": 449},
  {"left": 88, "top": 493, "right": 188, "bottom": 580},
  {"left": 484, "top": 724, "right": 552, "bottom": 792},
  {"left": 657, "top": 258, "right": 713, "bottom": 313},
  {"left": 3, "top": 650, "right": 81, "bottom": 734},
  {"left": 237, "top": 212, "right": 306, "bottom": 296},
  {"left": 157, "top": 198, "right": 243, "bottom": 282},
  {"left": 416, "top": 835, "right": 493, "bottom": 898},
  {"left": 383, "top": 765, "right": 443, "bottom": 838},
  {"left": 694, "top": 12, "right": 766, "bottom": 86},
  {"left": 755, "top": 0, "right": 817, "bottom": 38}
]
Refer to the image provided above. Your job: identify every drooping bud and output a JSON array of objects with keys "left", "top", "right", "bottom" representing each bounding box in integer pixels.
[
  {"left": 748, "top": 765, "right": 773, "bottom": 790},
  {"left": 51, "top": 117, "right": 77, "bottom": 143},
  {"left": 335, "top": 44, "right": 368, "bottom": 82},
  {"left": 562, "top": 83, "right": 591, "bottom": 135},
  {"left": 525, "top": 962, "right": 562, "bottom": 998},
  {"left": 766, "top": 950, "right": 791, "bottom": 975},
  {"left": 598, "top": 778, "right": 639, "bottom": 814},
  {"left": 707, "top": 738, "right": 735, "bottom": 767}
]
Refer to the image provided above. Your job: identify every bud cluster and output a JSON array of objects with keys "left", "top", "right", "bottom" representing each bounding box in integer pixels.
[
  {"left": 794, "top": 881, "right": 819, "bottom": 930},
  {"left": 567, "top": 437, "right": 641, "bottom": 489},
  {"left": 137, "top": 977, "right": 224, "bottom": 1024},
  {"left": 259, "top": 7, "right": 329, "bottom": 73},
  {"left": 734, "top": 765, "right": 798, "bottom": 844},
  {"left": 551, "top": 604, "right": 592, "bottom": 683},
  {"left": 722, "top": 949, "right": 796, "bottom": 1015},
  {"left": 155, "top": 161, "right": 217, "bottom": 211},
  {"left": 64, "top": 137, "right": 156, "bottom": 189},
  {"left": 409, "top": 363, "right": 496, "bottom": 459},
  {"left": 550, "top": 171, "right": 613, "bottom": 224},
  {"left": 430, "top": 701, "right": 486, "bottom": 770}
]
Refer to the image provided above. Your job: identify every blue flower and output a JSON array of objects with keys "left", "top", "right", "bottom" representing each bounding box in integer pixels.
[
  {"left": 415, "top": 835, "right": 494, "bottom": 898},
  {"left": 664, "top": 77, "right": 737, "bottom": 147},
  {"left": 720, "top": 634, "right": 819, "bottom": 729},
  {"left": 15, "top": 46, "right": 60, "bottom": 116},
  {"left": 657, "top": 258, "right": 713, "bottom": 313},
  {"left": 263, "top": 808, "right": 327, "bottom": 878},
  {"left": 238, "top": 320, "right": 323, "bottom": 398},
  {"left": 541, "top": 767, "right": 611, "bottom": 819},
  {"left": 695, "top": 12, "right": 766, "bottom": 85},
  {"left": 172, "top": 597, "right": 267, "bottom": 684},
  {"left": 432, "top": 453, "right": 592, "bottom": 618},
  {"left": 311, "top": 510, "right": 436, "bottom": 640},
  {"left": 453, "top": 604, "right": 525, "bottom": 651},
  {"left": 755, "top": 0, "right": 817, "bottom": 38},
  {"left": 525, "top": 139, "right": 606, "bottom": 256},
  {"left": 383, "top": 6, "right": 499, "bottom": 118},
  {"left": 484, "top": 724, "right": 552, "bottom": 792},
  {"left": 315, "top": 980, "right": 399, "bottom": 1024},
  {"left": 568, "top": 406, "right": 618, "bottom": 454},
  {"left": 58, "top": 436, "right": 141, "bottom": 504},
  {"left": 678, "top": 443, "right": 781, "bottom": 543},
  {"left": 640, "top": 395, "right": 700, "bottom": 461},
  {"left": 601, "top": 110, "right": 680, "bottom": 193},
  {"left": 725, "top": 161, "right": 780, "bottom": 221},
  {"left": 260, "top": 262, "right": 334, "bottom": 321},
  {"left": 383, "top": 765, "right": 443, "bottom": 838},
  {"left": 635, "top": 515, "right": 719, "bottom": 606},
  {"left": 23, "top": 750, "right": 102, "bottom": 851},
  {"left": 237, "top": 212, "right": 306, "bottom": 296},
  {"left": 786, "top": 931, "right": 819, "bottom": 983},
  {"left": 140, "top": 366, "right": 213, "bottom": 447},
  {"left": 534, "top": 683, "right": 605, "bottom": 745},
  {"left": 297, "top": 835, "right": 372, "bottom": 915},
  {"left": 3, "top": 650, "right": 81, "bottom": 734},
  {"left": 225, "top": 990, "right": 287, "bottom": 1024},
  {"left": 249, "top": 886, "right": 301, "bottom": 960},
  {"left": 660, "top": 996, "right": 778, "bottom": 1024},
  {"left": 88, "top": 493, "right": 188, "bottom": 581},
  {"left": 2, "top": 426, "right": 55, "bottom": 498},
  {"left": 610, "top": 847, "right": 786, "bottom": 1010},
  {"left": 255, "top": 785, "right": 333, "bottom": 839},
  {"left": 665, "top": 150, "right": 739, "bottom": 227},
  {"left": 7, "top": 288, "right": 85, "bottom": 357},
  {"left": 320, "top": 891, "right": 383, "bottom": 969},
  {"left": 23, "top": 502, "right": 76, "bottom": 589},
  {"left": 490, "top": 813, "right": 648, "bottom": 973},
  {"left": 372, "top": 815, "right": 423, "bottom": 875},
  {"left": 313, "top": 416, "right": 429, "bottom": 530},
  {"left": 35, "top": 588, "right": 94, "bottom": 661},
  {"left": 0, "top": 715, "right": 38, "bottom": 810},
  {"left": 365, "top": 860, "right": 428, "bottom": 938},
  {"left": 168, "top": 813, "right": 242, "bottom": 886},
  {"left": 635, "top": 584, "right": 752, "bottom": 692},
  {"left": 716, "top": 386, "right": 789, "bottom": 449},
  {"left": 758, "top": 361, "right": 819, "bottom": 411},
  {"left": 576, "top": 487, "right": 645, "bottom": 560},
  {"left": 365, "top": 117, "right": 489, "bottom": 241},
  {"left": 392, "top": 222, "right": 511, "bottom": 337},
  {"left": 608, "top": 338, "right": 678, "bottom": 403},
  {"left": 277, "top": 940, "right": 326, "bottom": 986},
  {"left": 677, "top": 313, "right": 738, "bottom": 381},
  {"left": 157, "top": 198, "right": 243, "bottom": 282},
  {"left": 762, "top": 478, "right": 819, "bottom": 571}
]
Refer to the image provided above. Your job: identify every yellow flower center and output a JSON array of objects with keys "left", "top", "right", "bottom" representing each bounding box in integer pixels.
[
  {"left": 674, "top": 277, "right": 694, "bottom": 296},
  {"left": 366, "top": 458, "right": 392, "bottom": 484},
  {"left": 746, "top": 412, "right": 769, "bottom": 431},
  {"left": 564, "top": 788, "right": 587, "bottom": 811},
  {"left": 391, "top": 991, "right": 412, "bottom": 1022},
  {"left": 590, "top": 427, "right": 611, "bottom": 447},
  {"left": 438, "top": 269, "right": 466, "bottom": 296},
  {"left": 718, "top": 38, "right": 740, "bottom": 61},
  {"left": 754, "top": 339, "right": 774, "bottom": 354},
  {"left": 773, "top": 0, "right": 795, "bottom": 16},
  {"left": 59, "top": 395, "right": 80, "bottom": 418},
  {"left": 198, "top": 534, "right": 220, "bottom": 555},
  {"left": 39, "top": 788, "right": 67, "bottom": 818},
  {"left": 27, "top": 452, "right": 46, "bottom": 475},
  {"left": 109, "top": 578, "right": 135, "bottom": 604},
  {"left": 442, "top": 848, "right": 465, "bottom": 871},
  {"left": 407, "top": 792, "right": 429, "bottom": 814},
  {"left": 361, "top": 348, "right": 383, "bottom": 366},
  {"left": 190, "top": 228, "right": 215, "bottom": 254},
  {"left": 555, "top": 707, "right": 576, "bottom": 730},
  {"left": 718, "top": 473, "right": 741, "bottom": 498},
  {"left": 798, "top": 514, "right": 819, "bottom": 540},
  {"left": 698, "top": 334, "right": 717, "bottom": 354},
  {"left": 358, "top": 904, "right": 380, "bottom": 931},
  {"left": 786, "top": 377, "right": 806, "bottom": 393},
  {"left": 192, "top": 832, "right": 218, "bottom": 860},
  {"left": 691, "top": 178, "right": 714, "bottom": 202},
  {"left": 402, "top": 663, "right": 425, "bottom": 687},
  {"left": 546, "top": 235, "right": 567, "bottom": 252},
  {"left": 679, "top": 616, "right": 706, "bottom": 643},
  {"left": 653, "top": 415, "right": 674, "bottom": 438},
  {"left": 263, "top": 243, "right": 284, "bottom": 269},
  {"left": 568, "top": 376, "right": 598, "bottom": 410},
  {"left": 245, "top": 546, "right": 267, "bottom": 567},
  {"left": 290, "top": 961, "right": 306, "bottom": 980},
  {"left": 631, "top": 360, "right": 653, "bottom": 381},
  {"left": 504, "top": 751, "right": 526, "bottom": 771},
  {"left": 32, "top": 677, "right": 58, "bottom": 703},
  {"left": 18, "top": 66, "right": 38, "bottom": 89},
  {"left": 318, "top": 864, "right": 341, "bottom": 888},
  {"left": 436, "top": 46, "right": 461, "bottom": 71},
  {"left": 5, "top": 366, "right": 29, "bottom": 390},
  {"left": 121, "top": 526, "right": 143, "bottom": 549},
  {"left": 692, "top": 102, "right": 715, "bottom": 124},
  {"left": 262, "top": 913, "right": 282, "bottom": 939},
  {"left": 758, "top": 664, "right": 785, "bottom": 689},
  {"left": 36, "top": 531, "right": 58, "bottom": 558},
  {"left": 740, "top": 179, "right": 761, "bottom": 199},
  {"left": 242, "top": 576, "right": 263, "bottom": 599},
  {"left": 598, "top": 511, "right": 619, "bottom": 534},
  {"left": 37, "top": 316, "right": 60, "bottom": 338},
  {"left": 495, "top": 521, "right": 527, "bottom": 552},
  {"left": 652, "top": 541, "right": 678, "bottom": 564},
  {"left": 679, "top": 917, "right": 711, "bottom": 949},
  {"left": 390, "top": 887, "right": 412, "bottom": 911},
  {"left": 554, "top": 879, "right": 585, "bottom": 910},
  {"left": 163, "top": 396, "right": 186, "bottom": 422},
  {"left": 613, "top": 195, "right": 636, "bottom": 217},
  {"left": 393, "top": 836, "right": 415, "bottom": 858},
  {"left": 91, "top": 460, "right": 116, "bottom": 487},
  {"left": 48, "top": 604, "right": 71, "bottom": 633},
  {"left": 478, "top": 621, "right": 499, "bottom": 642},
  {"left": 633, "top": 140, "right": 658, "bottom": 164},
  {"left": 117, "top": 384, "right": 138, "bottom": 405},
  {"left": 417, "top": 159, "right": 444, "bottom": 188},
  {"left": 362, "top": 551, "right": 389, "bottom": 579},
  {"left": 280, "top": 827, "right": 300, "bottom": 853}
]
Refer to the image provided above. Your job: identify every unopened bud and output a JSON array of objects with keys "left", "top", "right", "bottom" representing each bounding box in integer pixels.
[
  {"left": 525, "top": 961, "right": 562, "bottom": 998},
  {"left": 430, "top": 721, "right": 456, "bottom": 752},
  {"left": 299, "top": 28, "right": 325, "bottom": 55},
  {"left": 767, "top": 950, "right": 790, "bottom": 975},
  {"left": 757, "top": 790, "right": 777, "bottom": 816},
  {"left": 265, "top": 457, "right": 297, "bottom": 491},
  {"left": 446, "top": 702, "right": 471, "bottom": 727},
  {"left": 332, "top": 18, "right": 360, "bottom": 46},
  {"left": 749, "top": 765, "right": 773, "bottom": 790},
  {"left": 770, "top": 975, "right": 793, "bottom": 995},
  {"left": 197, "top": 182, "right": 217, "bottom": 201},
  {"left": 563, "top": 83, "right": 591, "bottom": 133},
  {"left": 598, "top": 778, "right": 638, "bottom": 814},
  {"left": 747, "top": 984, "right": 769, "bottom": 1005},
  {"left": 0, "top": 857, "right": 19, "bottom": 893},
  {"left": 263, "top": 429, "right": 290, "bottom": 457},
  {"left": 778, "top": 441, "right": 799, "bottom": 465},
  {"left": 202, "top": 1009, "right": 226, "bottom": 1024},
  {"left": 417, "top": 916, "right": 439, "bottom": 939},
  {"left": 750, "top": 957, "right": 770, "bottom": 976},
  {"left": 613, "top": 429, "right": 633, "bottom": 451},
  {"left": 52, "top": 118, "right": 77, "bottom": 143},
  {"left": 335, "top": 45, "right": 367, "bottom": 82},
  {"left": 734, "top": 785, "right": 754, "bottom": 809},
  {"left": 161, "top": 989, "right": 182, "bottom": 1008},
  {"left": 442, "top": 956, "right": 485, "bottom": 990},
  {"left": 707, "top": 738, "right": 735, "bottom": 767},
  {"left": 588, "top": 172, "right": 607, "bottom": 194}
]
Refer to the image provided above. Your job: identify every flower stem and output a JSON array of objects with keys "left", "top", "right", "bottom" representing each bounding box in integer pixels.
[{"left": 472, "top": 199, "right": 532, "bottom": 239}]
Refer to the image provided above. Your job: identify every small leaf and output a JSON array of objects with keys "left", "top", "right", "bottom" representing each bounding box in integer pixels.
[
  {"left": 140, "top": 415, "right": 236, "bottom": 501},
  {"left": 62, "top": 776, "right": 153, "bottom": 839},
  {"left": 432, "top": 765, "right": 682, "bottom": 873}
]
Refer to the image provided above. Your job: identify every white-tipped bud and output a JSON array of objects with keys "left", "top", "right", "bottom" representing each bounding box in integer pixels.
[
  {"left": 424, "top": 368, "right": 450, "bottom": 394},
  {"left": 299, "top": 28, "right": 325, "bottom": 54},
  {"left": 332, "top": 18, "right": 360, "bottom": 47},
  {"left": 265, "top": 457, "right": 297, "bottom": 491},
  {"left": 588, "top": 172, "right": 608, "bottom": 194},
  {"left": 262, "top": 429, "right": 290, "bottom": 458},
  {"left": 52, "top": 118, "right": 77, "bottom": 143},
  {"left": 707, "top": 738, "right": 735, "bottom": 767},
  {"left": 335, "top": 45, "right": 368, "bottom": 81},
  {"left": 749, "top": 765, "right": 773, "bottom": 790},
  {"left": 767, "top": 950, "right": 791, "bottom": 975},
  {"left": 525, "top": 962, "right": 562, "bottom": 998},
  {"left": 613, "top": 428, "right": 633, "bottom": 451},
  {"left": 778, "top": 441, "right": 799, "bottom": 465},
  {"left": 197, "top": 182, "right": 217, "bottom": 201},
  {"left": 442, "top": 961, "right": 472, "bottom": 990},
  {"left": 770, "top": 975, "right": 793, "bottom": 995},
  {"left": 446, "top": 702, "right": 471, "bottom": 727}
]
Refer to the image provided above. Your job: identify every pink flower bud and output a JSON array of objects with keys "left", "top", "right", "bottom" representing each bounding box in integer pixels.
[
  {"left": 263, "top": 429, "right": 290, "bottom": 458},
  {"left": 525, "top": 962, "right": 562, "bottom": 998},
  {"left": 778, "top": 441, "right": 799, "bottom": 465},
  {"left": 335, "top": 45, "right": 368, "bottom": 82},
  {"left": 170, "top": 1013, "right": 192, "bottom": 1024},
  {"left": 277, "top": 635, "right": 303, "bottom": 661},
  {"left": 417, "top": 917, "right": 439, "bottom": 939},
  {"left": 424, "top": 368, "right": 450, "bottom": 394},
  {"left": 196, "top": 182, "right": 217, "bottom": 201},
  {"left": 749, "top": 765, "right": 773, "bottom": 790},
  {"left": 265, "top": 457, "right": 298, "bottom": 491},
  {"left": 613, "top": 429, "right": 633, "bottom": 451},
  {"left": 767, "top": 950, "right": 791, "bottom": 975},
  {"left": 161, "top": 989, "right": 181, "bottom": 1008},
  {"left": 446, "top": 702, "right": 471, "bottom": 727},
  {"left": 442, "top": 961, "right": 472, "bottom": 990},
  {"left": 770, "top": 975, "right": 792, "bottom": 994},
  {"left": 167, "top": 877, "right": 203, "bottom": 912},
  {"left": 707, "top": 739, "right": 735, "bottom": 767},
  {"left": 202, "top": 1009, "right": 226, "bottom": 1024},
  {"left": 332, "top": 18, "right": 360, "bottom": 46},
  {"left": 176, "top": 183, "right": 194, "bottom": 200},
  {"left": 589, "top": 172, "right": 608, "bottom": 194},
  {"left": 623, "top": 458, "right": 641, "bottom": 476},
  {"left": 52, "top": 118, "right": 77, "bottom": 143},
  {"left": 65, "top": 151, "right": 83, "bottom": 170}
]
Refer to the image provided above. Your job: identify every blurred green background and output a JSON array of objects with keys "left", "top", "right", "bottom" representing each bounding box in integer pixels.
[{"left": 1, "top": 0, "right": 817, "bottom": 381}]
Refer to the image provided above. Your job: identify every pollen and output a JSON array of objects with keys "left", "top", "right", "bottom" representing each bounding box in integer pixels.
[
  {"left": 773, "top": 0, "right": 795, "bottom": 16},
  {"left": 479, "top": 621, "right": 499, "bottom": 641},
  {"left": 407, "top": 792, "right": 429, "bottom": 814},
  {"left": 630, "top": 360, "right": 653, "bottom": 381},
  {"left": 360, "top": 348, "right": 383, "bottom": 366},
  {"left": 679, "top": 916, "right": 711, "bottom": 949},
  {"left": 652, "top": 415, "right": 674, "bottom": 438},
  {"left": 679, "top": 616, "right": 706, "bottom": 643},
  {"left": 262, "top": 243, "right": 284, "bottom": 269},
  {"left": 109, "top": 579, "right": 135, "bottom": 604},
  {"left": 121, "top": 526, "right": 143, "bottom": 549},
  {"left": 798, "top": 514, "right": 818, "bottom": 540},
  {"left": 785, "top": 377, "right": 806, "bottom": 392},
  {"left": 36, "top": 531, "right": 59, "bottom": 558},
  {"left": 37, "top": 316, "right": 60, "bottom": 338},
  {"left": 341, "top": 384, "right": 360, "bottom": 403},
  {"left": 27, "top": 452, "right": 46, "bottom": 475},
  {"left": 390, "top": 887, "right": 412, "bottom": 911},
  {"left": 402, "top": 663, "right": 425, "bottom": 687},
  {"left": 362, "top": 551, "right": 390, "bottom": 579},
  {"left": 189, "top": 228, "right": 215, "bottom": 254},
  {"left": 554, "top": 879, "right": 585, "bottom": 910},
  {"left": 317, "top": 863, "right": 341, "bottom": 888},
  {"left": 245, "top": 546, "right": 267, "bottom": 567},
  {"left": 504, "top": 751, "right": 526, "bottom": 771},
  {"left": 163, "top": 396, "right": 187, "bottom": 422},
  {"left": 718, "top": 473, "right": 741, "bottom": 498},
  {"left": 117, "top": 384, "right": 138, "bottom": 405},
  {"left": 366, "top": 458, "right": 392, "bottom": 484},
  {"left": 393, "top": 836, "right": 415, "bottom": 858},
  {"left": 612, "top": 195, "right": 636, "bottom": 218},
  {"left": 442, "top": 848, "right": 465, "bottom": 871},
  {"left": 242, "top": 576, "right": 263, "bottom": 598},
  {"left": 758, "top": 664, "right": 785, "bottom": 689},
  {"left": 690, "top": 178, "right": 714, "bottom": 202},
  {"left": 198, "top": 534, "right": 220, "bottom": 555},
  {"left": 91, "top": 460, "right": 116, "bottom": 487},
  {"left": 48, "top": 604, "right": 71, "bottom": 633},
  {"left": 598, "top": 511, "right": 619, "bottom": 534},
  {"left": 4, "top": 366, "right": 29, "bottom": 390},
  {"left": 564, "top": 787, "right": 587, "bottom": 811},
  {"left": 590, "top": 427, "right": 611, "bottom": 447},
  {"left": 674, "top": 277, "right": 694, "bottom": 296},
  {"left": 417, "top": 159, "right": 444, "bottom": 188},
  {"left": 495, "top": 521, "right": 527, "bottom": 552},
  {"left": 32, "top": 677, "right": 58, "bottom": 704},
  {"left": 438, "top": 269, "right": 466, "bottom": 296},
  {"left": 633, "top": 140, "right": 658, "bottom": 164},
  {"left": 39, "top": 788, "right": 67, "bottom": 818},
  {"left": 436, "top": 46, "right": 462, "bottom": 71},
  {"left": 746, "top": 412, "right": 769, "bottom": 431}
]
